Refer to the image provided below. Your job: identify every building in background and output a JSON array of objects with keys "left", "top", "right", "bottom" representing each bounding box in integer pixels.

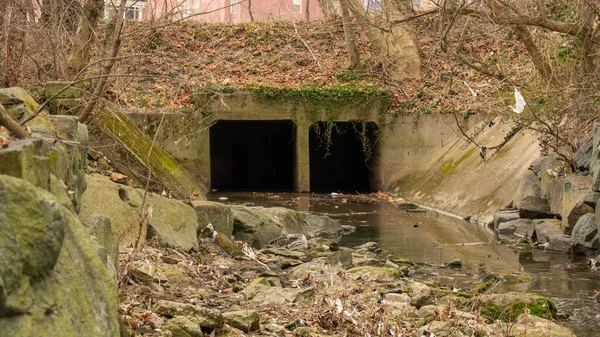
[{"left": 115, "top": 0, "right": 323, "bottom": 22}]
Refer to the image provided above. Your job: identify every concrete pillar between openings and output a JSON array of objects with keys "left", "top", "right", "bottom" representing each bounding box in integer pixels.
[{"left": 295, "top": 123, "right": 310, "bottom": 192}]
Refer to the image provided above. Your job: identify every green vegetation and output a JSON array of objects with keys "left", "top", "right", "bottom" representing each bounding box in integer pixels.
[
  {"left": 478, "top": 296, "right": 557, "bottom": 321},
  {"left": 439, "top": 147, "right": 476, "bottom": 175}
]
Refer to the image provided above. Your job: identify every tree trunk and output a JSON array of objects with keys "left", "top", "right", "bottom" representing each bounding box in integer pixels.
[
  {"left": 513, "top": 25, "right": 557, "bottom": 86},
  {"left": 339, "top": 0, "right": 360, "bottom": 69},
  {"left": 488, "top": 0, "right": 557, "bottom": 86},
  {"left": 78, "top": 0, "right": 127, "bottom": 124},
  {"left": 248, "top": 0, "right": 254, "bottom": 22},
  {"left": 40, "top": 0, "right": 80, "bottom": 31},
  {"left": 66, "top": 0, "right": 104, "bottom": 79},
  {"left": 305, "top": 0, "right": 310, "bottom": 21},
  {"left": 1, "top": 0, "right": 28, "bottom": 87},
  {"left": 577, "top": 1, "right": 597, "bottom": 76}
]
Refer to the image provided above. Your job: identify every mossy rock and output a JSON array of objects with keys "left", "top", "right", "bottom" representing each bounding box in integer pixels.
[
  {"left": 347, "top": 266, "right": 401, "bottom": 283},
  {"left": 0, "top": 174, "right": 119, "bottom": 336},
  {"left": 477, "top": 292, "right": 557, "bottom": 322},
  {"left": 214, "top": 233, "right": 243, "bottom": 257}
]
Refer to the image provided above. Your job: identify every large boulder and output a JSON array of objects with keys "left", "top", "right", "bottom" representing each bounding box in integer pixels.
[
  {"left": 571, "top": 213, "right": 599, "bottom": 250},
  {"left": 0, "top": 174, "right": 119, "bottom": 336},
  {"left": 80, "top": 175, "right": 199, "bottom": 250},
  {"left": 561, "top": 175, "right": 594, "bottom": 235},
  {"left": 80, "top": 214, "right": 118, "bottom": 279},
  {"left": 231, "top": 206, "right": 289, "bottom": 248},
  {"left": 532, "top": 219, "right": 572, "bottom": 252},
  {"left": 518, "top": 196, "right": 553, "bottom": 219},
  {"left": 191, "top": 200, "right": 233, "bottom": 237},
  {"left": 476, "top": 292, "right": 556, "bottom": 321},
  {"left": 153, "top": 300, "right": 223, "bottom": 328},
  {"left": 574, "top": 139, "right": 593, "bottom": 172},
  {"left": 0, "top": 139, "right": 50, "bottom": 191},
  {"left": 497, "top": 218, "right": 532, "bottom": 236},
  {"left": 46, "top": 115, "right": 88, "bottom": 212},
  {"left": 493, "top": 210, "right": 520, "bottom": 230},
  {"left": 0, "top": 88, "right": 88, "bottom": 212},
  {"left": 513, "top": 172, "right": 541, "bottom": 209},
  {"left": 298, "top": 212, "right": 343, "bottom": 238},
  {"left": 529, "top": 156, "right": 564, "bottom": 178},
  {"left": 509, "top": 313, "right": 574, "bottom": 337}
]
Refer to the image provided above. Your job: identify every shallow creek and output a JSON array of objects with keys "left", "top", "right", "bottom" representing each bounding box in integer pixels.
[{"left": 208, "top": 192, "right": 600, "bottom": 336}]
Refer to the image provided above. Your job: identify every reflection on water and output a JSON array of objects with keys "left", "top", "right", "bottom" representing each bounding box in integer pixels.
[{"left": 208, "top": 192, "right": 600, "bottom": 336}]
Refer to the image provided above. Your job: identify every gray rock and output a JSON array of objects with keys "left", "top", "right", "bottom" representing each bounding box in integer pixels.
[
  {"left": 563, "top": 201, "right": 593, "bottom": 235},
  {"left": 261, "top": 247, "right": 306, "bottom": 259},
  {"left": 593, "top": 160, "right": 600, "bottom": 192},
  {"left": 408, "top": 281, "right": 432, "bottom": 308},
  {"left": 231, "top": 206, "right": 289, "bottom": 248},
  {"left": 243, "top": 284, "right": 313, "bottom": 306},
  {"left": 518, "top": 196, "right": 553, "bottom": 219},
  {"left": 541, "top": 173, "right": 564, "bottom": 215},
  {"left": 531, "top": 219, "right": 573, "bottom": 252},
  {"left": 298, "top": 212, "right": 343, "bottom": 238},
  {"left": 0, "top": 139, "right": 50, "bottom": 191},
  {"left": 529, "top": 156, "right": 564, "bottom": 178},
  {"left": 326, "top": 250, "right": 353, "bottom": 268},
  {"left": 153, "top": 300, "right": 223, "bottom": 328},
  {"left": 222, "top": 310, "right": 260, "bottom": 332},
  {"left": 46, "top": 115, "right": 88, "bottom": 212},
  {"left": 80, "top": 214, "right": 118, "bottom": 279},
  {"left": 593, "top": 121, "right": 600, "bottom": 163},
  {"left": 191, "top": 200, "right": 233, "bottom": 237},
  {"left": 571, "top": 213, "right": 599, "bottom": 249},
  {"left": 513, "top": 219, "right": 535, "bottom": 239},
  {"left": 347, "top": 266, "right": 400, "bottom": 283},
  {"left": 0, "top": 174, "right": 120, "bottom": 336},
  {"left": 498, "top": 218, "right": 531, "bottom": 236},
  {"left": 584, "top": 192, "right": 600, "bottom": 209},
  {"left": 493, "top": 210, "right": 520, "bottom": 230},
  {"left": 354, "top": 241, "right": 382, "bottom": 253},
  {"left": 561, "top": 175, "right": 594, "bottom": 235},
  {"left": 574, "top": 139, "right": 593, "bottom": 172},
  {"left": 80, "top": 175, "right": 199, "bottom": 250},
  {"left": 510, "top": 314, "right": 574, "bottom": 336},
  {"left": 513, "top": 172, "right": 541, "bottom": 209}
]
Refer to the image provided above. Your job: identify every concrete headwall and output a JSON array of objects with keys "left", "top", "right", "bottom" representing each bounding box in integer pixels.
[
  {"left": 384, "top": 114, "right": 540, "bottom": 223},
  {"left": 130, "top": 92, "right": 540, "bottom": 223}
]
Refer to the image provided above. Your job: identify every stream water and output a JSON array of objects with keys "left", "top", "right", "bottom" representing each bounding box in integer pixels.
[{"left": 208, "top": 192, "right": 600, "bottom": 336}]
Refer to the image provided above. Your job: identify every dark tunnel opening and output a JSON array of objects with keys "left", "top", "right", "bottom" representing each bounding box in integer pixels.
[
  {"left": 309, "top": 122, "right": 378, "bottom": 193},
  {"left": 210, "top": 120, "right": 295, "bottom": 191}
]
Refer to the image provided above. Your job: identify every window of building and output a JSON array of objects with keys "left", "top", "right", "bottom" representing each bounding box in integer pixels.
[
  {"left": 230, "top": 0, "right": 239, "bottom": 13},
  {"left": 292, "top": 0, "right": 302, "bottom": 12},
  {"left": 125, "top": 6, "right": 142, "bottom": 20},
  {"left": 363, "top": 0, "right": 382, "bottom": 11}
]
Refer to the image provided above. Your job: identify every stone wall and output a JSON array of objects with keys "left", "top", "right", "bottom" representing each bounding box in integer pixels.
[{"left": 0, "top": 88, "right": 121, "bottom": 336}]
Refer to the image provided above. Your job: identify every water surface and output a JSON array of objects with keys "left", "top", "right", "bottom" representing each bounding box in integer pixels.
[{"left": 208, "top": 192, "right": 600, "bottom": 336}]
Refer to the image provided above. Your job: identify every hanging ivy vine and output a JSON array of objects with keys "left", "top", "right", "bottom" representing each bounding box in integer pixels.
[
  {"left": 192, "top": 84, "right": 391, "bottom": 160},
  {"left": 247, "top": 84, "right": 391, "bottom": 159}
]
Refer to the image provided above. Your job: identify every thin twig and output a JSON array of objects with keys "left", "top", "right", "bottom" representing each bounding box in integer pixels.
[{"left": 293, "top": 22, "right": 321, "bottom": 69}]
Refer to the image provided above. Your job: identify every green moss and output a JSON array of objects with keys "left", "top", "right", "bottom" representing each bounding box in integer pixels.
[
  {"left": 249, "top": 277, "right": 271, "bottom": 287},
  {"left": 500, "top": 273, "right": 533, "bottom": 283},
  {"left": 479, "top": 296, "right": 557, "bottom": 322},
  {"left": 439, "top": 147, "right": 476, "bottom": 175},
  {"left": 381, "top": 267, "right": 401, "bottom": 277},
  {"left": 97, "top": 109, "right": 205, "bottom": 197}
]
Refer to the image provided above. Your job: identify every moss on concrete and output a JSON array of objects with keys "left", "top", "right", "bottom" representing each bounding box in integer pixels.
[
  {"left": 440, "top": 147, "right": 476, "bottom": 176},
  {"left": 98, "top": 108, "right": 206, "bottom": 198}
]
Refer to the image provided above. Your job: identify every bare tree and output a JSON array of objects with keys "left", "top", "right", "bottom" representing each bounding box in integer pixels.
[
  {"left": 1, "top": 0, "right": 30, "bottom": 87},
  {"left": 340, "top": 0, "right": 360, "bottom": 69},
  {"left": 66, "top": 0, "right": 104, "bottom": 78}
]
